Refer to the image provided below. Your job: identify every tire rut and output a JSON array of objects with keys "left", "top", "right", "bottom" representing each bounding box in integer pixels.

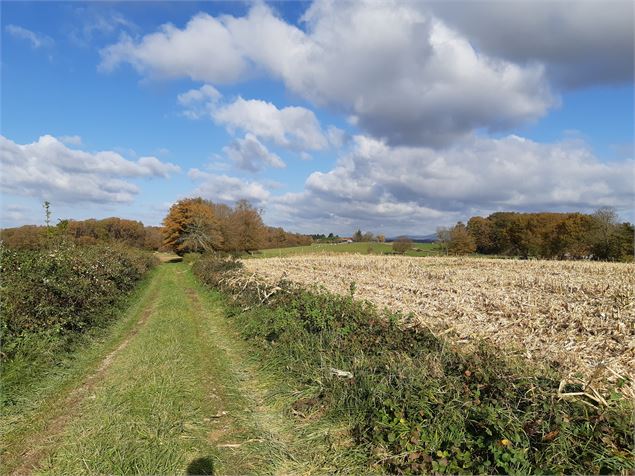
[{"left": 184, "top": 287, "right": 298, "bottom": 471}]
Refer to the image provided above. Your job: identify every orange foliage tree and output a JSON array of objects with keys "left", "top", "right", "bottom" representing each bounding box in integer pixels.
[{"left": 163, "top": 198, "right": 224, "bottom": 254}]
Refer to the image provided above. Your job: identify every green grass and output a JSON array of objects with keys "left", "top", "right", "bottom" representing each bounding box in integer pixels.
[
  {"left": 28, "top": 265, "right": 272, "bottom": 474},
  {"left": 255, "top": 241, "right": 439, "bottom": 258},
  {"left": 3, "top": 263, "right": 367, "bottom": 475}
]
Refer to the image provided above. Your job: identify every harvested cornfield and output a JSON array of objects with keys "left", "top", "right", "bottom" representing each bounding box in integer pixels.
[{"left": 244, "top": 255, "right": 635, "bottom": 394}]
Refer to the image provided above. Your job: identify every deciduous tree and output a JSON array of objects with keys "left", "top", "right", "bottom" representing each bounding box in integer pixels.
[
  {"left": 229, "top": 200, "right": 266, "bottom": 253},
  {"left": 163, "top": 198, "right": 223, "bottom": 254},
  {"left": 448, "top": 222, "right": 476, "bottom": 255}
]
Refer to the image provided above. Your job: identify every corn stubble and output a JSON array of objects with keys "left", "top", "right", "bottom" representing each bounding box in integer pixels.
[{"left": 244, "top": 255, "right": 634, "bottom": 394}]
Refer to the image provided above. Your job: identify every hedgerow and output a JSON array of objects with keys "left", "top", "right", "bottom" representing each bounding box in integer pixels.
[
  {"left": 193, "top": 255, "right": 634, "bottom": 474},
  {"left": 0, "top": 242, "right": 157, "bottom": 358}
]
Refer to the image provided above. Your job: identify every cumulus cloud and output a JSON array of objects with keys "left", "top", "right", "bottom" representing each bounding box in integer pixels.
[
  {"left": 5, "top": 24, "right": 54, "bottom": 49},
  {"left": 429, "top": 1, "right": 634, "bottom": 88},
  {"left": 177, "top": 84, "right": 222, "bottom": 119},
  {"left": 223, "top": 133, "right": 286, "bottom": 172},
  {"left": 59, "top": 135, "right": 82, "bottom": 145},
  {"left": 213, "top": 97, "right": 328, "bottom": 150},
  {"left": 278, "top": 1, "right": 554, "bottom": 147},
  {"left": 99, "top": 13, "right": 246, "bottom": 83},
  {"left": 101, "top": 1, "right": 556, "bottom": 147},
  {"left": 268, "top": 134, "right": 634, "bottom": 234},
  {"left": 177, "top": 84, "right": 221, "bottom": 105},
  {"left": 188, "top": 169, "right": 270, "bottom": 205},
  {"left": 1, "top": 135, "right": 180, "bottom": 204}
]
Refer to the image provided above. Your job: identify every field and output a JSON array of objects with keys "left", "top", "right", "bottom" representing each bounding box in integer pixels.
[
  {"left": 243, "top": 255, "right": 635, "bottom": 394},
  {"left": 255, "top": 241, "right": 439, "bottom": 258}
]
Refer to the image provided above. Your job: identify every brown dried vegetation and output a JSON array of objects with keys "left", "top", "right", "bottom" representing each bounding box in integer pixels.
[{"left": 244, "top": 255, "right": 634, "bottom": 393}]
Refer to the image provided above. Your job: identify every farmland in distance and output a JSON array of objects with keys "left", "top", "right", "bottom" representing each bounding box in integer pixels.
[{"left": 253, "top": 241, "right": 439, "bottom": 258}]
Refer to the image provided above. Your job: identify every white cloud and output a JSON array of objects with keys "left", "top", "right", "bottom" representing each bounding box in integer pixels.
[
  {"left": 223, "top": 133, "right": 286, "bottom": 172},
  {"left": 285, "top": 1, "right": 554, "bottom": 147},
  {"left": 213, "top": 97, "right": 328, "bottom": 150},
  {"left": 177, "top": 84, "right": 222, "bottom": 119},
  {"left": 0, "top": 135, "right": 180, "bottom": 204},
  {"left": 5, "top": 24, "right": 54, "bottom": 49},
  {"left": 102, "top": 2, "right": 555, "bottom": 147},
  {"left": 59, "top": 135, "right": 82, "bottom": 146},
  {"left": 177, "top": 84, "right": 221, "bottom": 105},
  {"left": 99, "top": 13, "right": 246, "bottom": 83},
  {"left": 267, "top": 134, "right": 634, "bottom": 234},
  {"left": 177, "top": 88, "right": 335, "bottom": 157},
  {"left": 188, "top": 169, "right": 270, "bottom": 205}
]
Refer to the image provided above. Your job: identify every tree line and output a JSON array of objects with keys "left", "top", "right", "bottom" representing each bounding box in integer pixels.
[
  {"left": 352, "top": 229, "right": 386, "bottom": 242},
  {"left": 1, "top": 217, "right": 163, "bottom": 251},
  {"left": 1, "top": 199, "right": 311, "bottom": 254},
  {"left": 162, "top": 197, "right": 311, "bottom": 255},
  {"left": 438, "top": 208, "right": 633, "bottom": 261}
]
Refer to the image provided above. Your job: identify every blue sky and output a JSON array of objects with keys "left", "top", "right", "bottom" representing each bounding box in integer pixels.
[{"left": 1, "top": 1, "right": 633, "bottom": 235}]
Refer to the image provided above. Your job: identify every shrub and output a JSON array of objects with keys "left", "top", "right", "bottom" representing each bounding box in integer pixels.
[
  {"left": 182, "top": 252, "right": 202, "bottom": 264},
  {"left": 393, "top": 237, "right": 413, "bottom": 254},
  {"left": 0, "top": 242, "right": 157, "bottom": 347},
  {"left": 192, "top": 254, "right": 242, "bottom": 287}
]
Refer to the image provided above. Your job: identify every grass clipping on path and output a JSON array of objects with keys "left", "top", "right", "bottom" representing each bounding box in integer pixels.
[{"left": 244, "top": 255, "right": 634, "bottom": 394}]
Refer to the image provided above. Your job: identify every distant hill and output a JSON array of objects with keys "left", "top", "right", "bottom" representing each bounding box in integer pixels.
[{"left": 387, "top": 233, "right": 437, "bottom": 243}]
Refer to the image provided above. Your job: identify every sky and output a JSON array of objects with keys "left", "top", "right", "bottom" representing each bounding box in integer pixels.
[{"left": 1, "top": 0, "right": 634, "bottom": 236}]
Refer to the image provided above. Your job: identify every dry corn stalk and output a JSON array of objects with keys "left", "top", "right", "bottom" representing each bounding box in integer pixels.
[{"left": 244, "top": 254, "right": 635, "bottom": 396}]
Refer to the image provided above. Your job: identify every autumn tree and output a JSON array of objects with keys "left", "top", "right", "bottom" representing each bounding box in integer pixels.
[
  {"left": 467, "top": 216, "right": 494, "bottom": 254},
  {"left": 143, "top": 226, "right": 163, "bottom": 250},
  {"left": 0, "top": 225, "right": 45, "bottom": 250},
  {"left": 163, "top": 198, "right": 223, "bottom": 254},
  {"left": 448, "top": 222, "right": 476, "bottom": 255},
  {"left": 229, "top": 200, "right": 266, "bottom": 253},
  {"left": 548, "top": 213, "right": 594, "bottom": 259},
  {"left": 101, "top": 217, "right": 146, "bottom": 247},
  {"left": 614, "top": 222, "right": 634, "bottom": 261},
  {"left": 183, "top": 208, "right": 223, "bottom": 253}
]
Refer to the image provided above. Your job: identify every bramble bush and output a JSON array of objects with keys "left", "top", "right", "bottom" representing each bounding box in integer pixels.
[
  {"left": 193, "top": 255, "right": 634, "bottom": 474},
  {"left": 0, "top": 241, "right": 157, "bottom": 355}
]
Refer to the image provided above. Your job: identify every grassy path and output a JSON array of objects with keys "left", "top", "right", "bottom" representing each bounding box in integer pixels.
[{"left": 2, "top": 263, "right": 338, "bottom": 475}]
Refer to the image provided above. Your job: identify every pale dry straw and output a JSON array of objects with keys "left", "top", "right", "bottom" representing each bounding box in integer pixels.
[{"left": 244, "top": 255, "right": 635, "bottom": 394}]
